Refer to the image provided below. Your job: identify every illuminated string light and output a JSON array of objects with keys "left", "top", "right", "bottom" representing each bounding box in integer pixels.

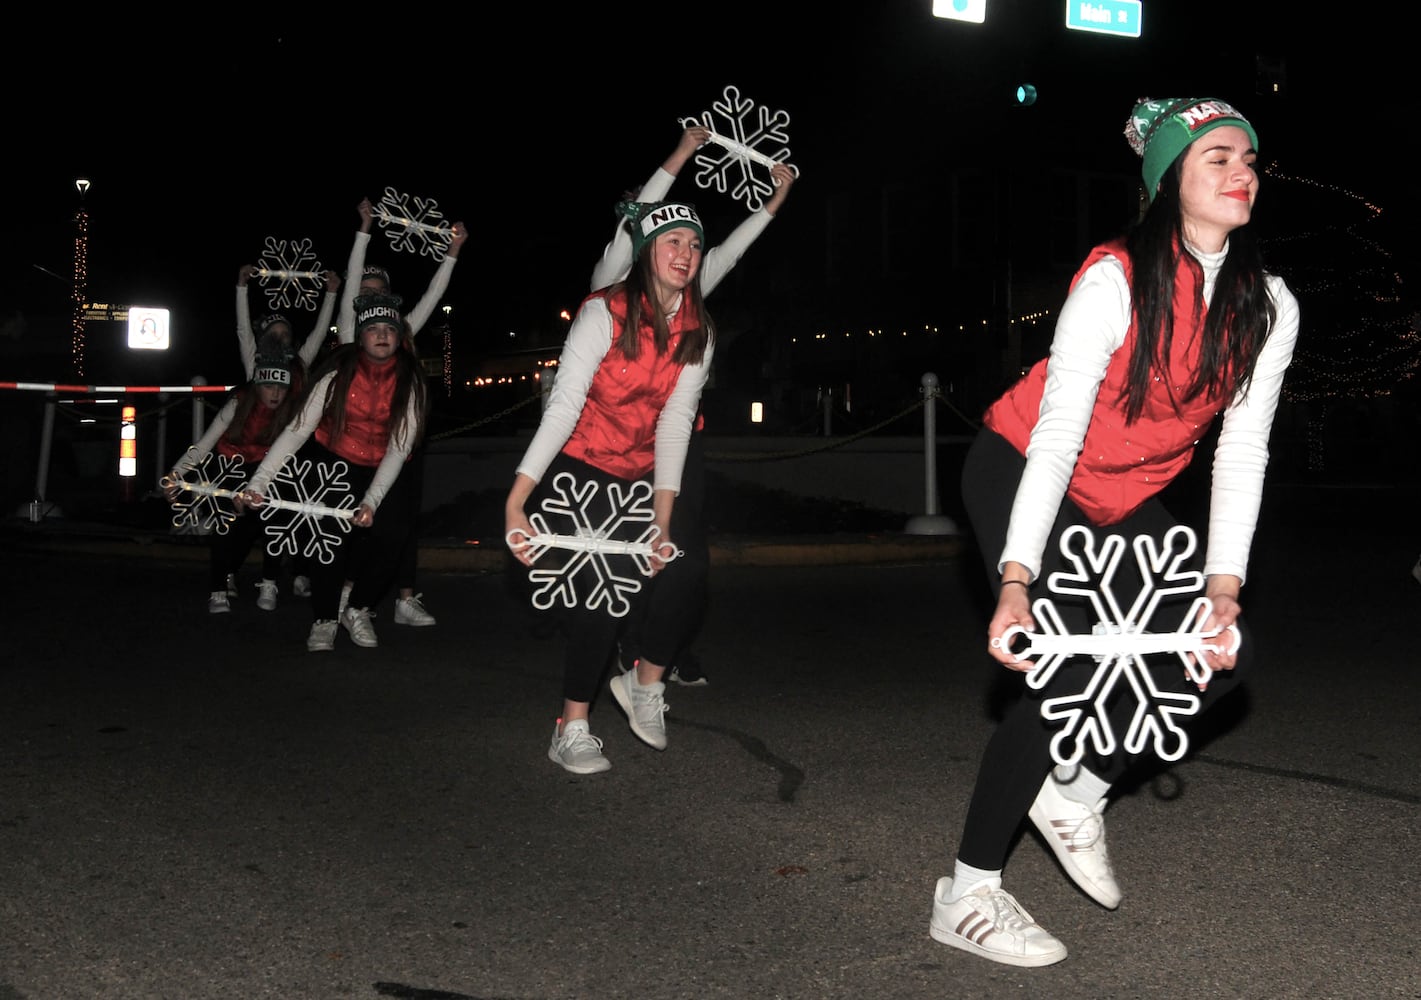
[
  {"left": 1261, "top": 163, "right": 1418, "bottom": 404},
  {"left": 71, "top": 180, "right": 90, "bottom": 379}
]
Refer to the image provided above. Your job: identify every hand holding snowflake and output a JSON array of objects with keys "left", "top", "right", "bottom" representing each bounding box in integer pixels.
[
  {"left": 373, "top": 186, "right": 456, "bottom": 261},
  {"left": 679, "top": 85, "right": 799, "bottom": 213},
  {"left": 163, "top": 451, "right": 248, "bottom": 535},
  {"left": 233, "top": 456, "right": 359, "bottom": 566},
  {"left": 990, "top": 524, "right": 1243, "bottom": 766},
  {"left": 507, "top": 472, "right": 680, "bottom": 618}
]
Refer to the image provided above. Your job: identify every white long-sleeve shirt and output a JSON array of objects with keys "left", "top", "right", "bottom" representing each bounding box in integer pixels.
[
  {"left": 171, "top": 396, "right": 239, "bottom": 476},
  {"left": 1000, "top": 244, "right": 1300, "bottom": 584}
]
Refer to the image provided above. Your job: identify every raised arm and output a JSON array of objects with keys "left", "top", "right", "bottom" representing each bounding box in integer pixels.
[
  {"left": 235, "top": 264, "right": 258, "bottom": 378},
  {"left": 297, "top": 270, "right": 341, "bottom": 369},
  {"left": 336, "top": 198, "right": 375, "bottom": 344},
  {"left": 407, "top": 221, "right": 467, "bottom": 335},
  {"left": 590, "top": 125, "right": 710, "bottom": 292},
  {"left": 700, "top": 161, "right": 796, "bottom": 296}
]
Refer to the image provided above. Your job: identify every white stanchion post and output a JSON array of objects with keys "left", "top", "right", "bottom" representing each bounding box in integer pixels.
[
  {"left": 27, "top": 393, "right": 58, "bottom": 521},
  {"left": 905, "top": 372, "right": 959, "bottom": 536},
  {"left": 191, "top": 376, "right": 207, "bottom": 443},
  {"left": 155, "top": 392, "right": 168, "bottom": 490}
]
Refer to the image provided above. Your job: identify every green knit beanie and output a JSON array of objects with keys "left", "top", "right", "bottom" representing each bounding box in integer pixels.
[
  {"left": 1126, "top": 97, "right": 1259, "bottom": 202},
  {"left": 616, "top": 200, "right": 705, "bottom": 259}
]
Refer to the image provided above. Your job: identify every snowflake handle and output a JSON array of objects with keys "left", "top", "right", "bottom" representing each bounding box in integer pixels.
[
  {"left": 262, "top": 497, "right": 357, "bottom": 520},
  {"left": 505, "top": 528, "right": 681, "bottom": 563},
  {"left": 198, "top": 485, "right": 356, "bottom": 522},
  {"left": 243, "top": 492, "right": 357, "bottom": 520},
  {"left": 372, "top": 206, "right": 452, "bottom": 236},
  {"left": 678, "top": 116, "right": 798, "bottom": 176},
  {"left": 256, "top": 268, "right": 324, "bottom": 280},
  {"left": 993, "top": 622, "right": 1240, "bottom": 665}
]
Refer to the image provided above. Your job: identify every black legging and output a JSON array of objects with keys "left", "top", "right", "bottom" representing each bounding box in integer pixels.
[
  {"left": 300, "top": 441, "right": 418, "bottom": 622},
  {"left": 209, "top": 506, "right": 283, "bottom": 592},
  {"left": 954, "top": 429, "right": 1253, "bottom": 870},
  {"left": 516, "top": 451, "right": 709, "bottom": 705},
  {"left": 623, "top": 429, "right": 709, "bottom": 669}
]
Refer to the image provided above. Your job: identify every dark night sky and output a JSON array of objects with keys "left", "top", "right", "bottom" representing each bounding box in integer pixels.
[{"left": 4, "top": 1, "right": 1411, "bottom": 387}]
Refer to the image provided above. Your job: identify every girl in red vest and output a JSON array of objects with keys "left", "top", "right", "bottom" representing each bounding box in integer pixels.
[
  {"left": 930, "top": 97, "right": 1300, "bottom": 967},
  {"left": 165, "top": 353, "right": 304, "bottom": 614},
  {"left": 505, "top": 201, "right": 713, "bottom": 775},
  {"left": 238, "top": 293, "right": 428, "bottom": 653}
]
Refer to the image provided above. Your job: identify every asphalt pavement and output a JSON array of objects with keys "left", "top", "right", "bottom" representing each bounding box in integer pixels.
[{"left": 1, "top": 480, "right": 1418, "bottom": 1000}]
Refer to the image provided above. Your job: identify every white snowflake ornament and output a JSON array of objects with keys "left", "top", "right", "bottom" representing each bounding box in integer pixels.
[
  {"left": 256, "top": 237, "right": 325, "bottom": 312},
  {"left": 680, "top": 85, "right": 798, "bottom": 212},
  {"left": 506, "top": 472, "right": 679, "bottom": 618},
  {"left": 992, "top": 524, "right": 1242, "bottom": 767},
  {"left": 373, "top": 186, "right": 454, "bottom": 261},
  {"left": 259, "top": 455, "right": 358, "bottom": 566},
  {"left": 164, "top": 451, "right": 247, "bottom": 535}
]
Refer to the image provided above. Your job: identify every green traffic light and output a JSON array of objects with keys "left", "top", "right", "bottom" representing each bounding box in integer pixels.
[{"left": 1016, "top": 84, "right": 1037, "bottom": 106}]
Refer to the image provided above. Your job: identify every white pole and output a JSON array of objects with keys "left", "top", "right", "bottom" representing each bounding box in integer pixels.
[
  {"left": 155, "top": 392, "right": 168, "bottom": 489},
  {"left": 905, "top": 372, "right": 959, "bottom": 536},
  {"left": 191, "top": 376, "right": 207, "bottom": 443},
  {"left": 27, "top": 394, "right": 58, "bottom": 521}
]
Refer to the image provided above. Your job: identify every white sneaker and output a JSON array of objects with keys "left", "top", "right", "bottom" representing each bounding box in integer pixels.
[
  {"left": 1028, "top": 773, "right": 1122, "bottom": 909},
  {"left": 256, "top": 579, "right": 278, "bottom": 612},
  {"left": 292, "top": 574, "right": 312, "bottom": 598},
  {"left": 609, "top": 669, "right": 668, "bottom": 750},
  {"left": 929, "top": 879, "right": 1067, "bottom": 967},
  {"left": 547, "top": 719, "right": 611, "bottom": 774},
  {"left": 393, "top": 593, "right": 437, "bottom": 627},
  {"left": 208, "top": 591, "right": 231, "bottom": 614},
  {"left": 307, "top": 619, "right": 338, "bottom": 652},
  {"left": 341, "top": 605, "right": 378, "bottom": 648},
  {"left": 225, "top": 573, "right": 239, "bottom": 598},
  {"left": 338, "top": 582, "right": 353, "bottom": 616}
]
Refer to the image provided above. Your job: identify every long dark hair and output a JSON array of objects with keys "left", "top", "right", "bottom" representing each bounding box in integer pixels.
[
  {"left": 1119, "top": 162, "right": 1276, "bottom": 424},
  {"left": 613, "top": 241, "right": 713, "bottom": 366},
  {"left": 309, "top": 326, "right": 428, "bottom": 451}
]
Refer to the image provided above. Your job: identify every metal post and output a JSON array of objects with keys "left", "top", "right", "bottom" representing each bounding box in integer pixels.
[
  {"left": 28, "top": 394, "right": 59, "bottom": 521},
  {"left": 191, "top": 376, "right": 207, "bottom": 445},
  {"left": 155, "top": 392, "right": 168, "bottom": 490},
  {"left": 905, "top": 372, "right": 958, "bottom": 536},
  {"left": 821, "top": 386, "right": 833, "bottom": 437}
]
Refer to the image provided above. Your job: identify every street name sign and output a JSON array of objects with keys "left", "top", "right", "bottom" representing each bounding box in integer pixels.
[{"left": 1065, "top": 0, "right": 1142, "bottom": 37}]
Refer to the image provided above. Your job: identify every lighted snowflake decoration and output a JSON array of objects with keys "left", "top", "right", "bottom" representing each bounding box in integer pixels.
[
  {"left": 255, "top": 237, "right": 325, "bottom": 312},
  {"left": 506, "top": 472, "right": 675, "bottom": 618},
  {"left": 994, "top": 524, "right": 1241, "bottom": 766},
  {"left": 164, "top": 451, "right": 247, "bottom": 535},
  {"left": 373, "top": 186, "right": 454, "bottom": 261},
  {"left": 680, "top": 84, "right": 796, "bottom": 212},
  {"left": 259, "top": 455, "right": 357, "bottom": 566}
]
